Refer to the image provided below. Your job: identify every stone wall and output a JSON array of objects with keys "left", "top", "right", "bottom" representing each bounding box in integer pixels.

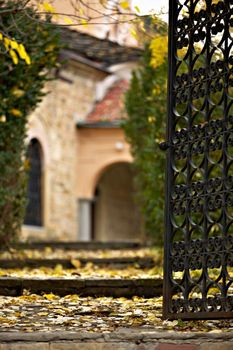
[
  {"left": 0, "top": 330, "right": 232, "bottom": 350},
  {"left": 22, "top": 61, "right": 108, "bottom": 241}
]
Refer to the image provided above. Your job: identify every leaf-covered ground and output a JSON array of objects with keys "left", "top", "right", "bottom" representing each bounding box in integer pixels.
[
  {"left": 0, "top": 246, "right": 232, "bottom": 334},
  {"left": 0, "top": 247, "right": 162, "bottom": 261},
  {"left": 0, "top": 293, "right": 232, "bottom": 333},
  {"left": 0, "top": 264, "right": 163, "bottom": 279},
  {"left": 0, "top": 247, "right": 163, "bottom": 278}
]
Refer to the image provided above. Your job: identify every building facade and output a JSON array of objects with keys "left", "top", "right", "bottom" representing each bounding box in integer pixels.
[{"left": 22, "top": 29, "right": 144, "bottom": 242}]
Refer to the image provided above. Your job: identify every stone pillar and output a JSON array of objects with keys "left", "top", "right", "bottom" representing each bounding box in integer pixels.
[{"left": 78, "top": 199, "right": 92, "bottom": 241}]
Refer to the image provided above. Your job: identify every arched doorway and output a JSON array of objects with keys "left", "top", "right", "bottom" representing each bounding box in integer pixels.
[
  {"left": 24, "top": 138, "right": 43, "bottom": 227},
  {"left": 92, "top": 162, "right": 143, "bottom": 242}
]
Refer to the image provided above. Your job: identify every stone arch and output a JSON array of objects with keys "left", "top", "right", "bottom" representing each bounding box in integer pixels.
[
  {"left": 26, "top": 118, "right": 50, "bottom": 167},
  {"left": 91, "top": 161, "right": 143, "bottom": 242},
  {"left": 90, "top": 159, "right": 132, "bottom": 199}
]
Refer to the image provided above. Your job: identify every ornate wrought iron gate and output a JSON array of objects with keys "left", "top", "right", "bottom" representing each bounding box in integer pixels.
[{"left": 163, "top": 0, "right": 233, "bottom": 319}]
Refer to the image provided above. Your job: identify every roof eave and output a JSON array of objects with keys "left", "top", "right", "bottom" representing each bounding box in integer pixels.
[
  {"left": 60, "top": 50, "right": 111, "bottom": 74},
  {"left": 76, "top": 120, "right": 123, "bottom": 129}
]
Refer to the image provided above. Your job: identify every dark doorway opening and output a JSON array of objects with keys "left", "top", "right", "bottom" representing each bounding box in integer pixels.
[{"left": 91, "top": 162, "right": 142, "bottom": 242}]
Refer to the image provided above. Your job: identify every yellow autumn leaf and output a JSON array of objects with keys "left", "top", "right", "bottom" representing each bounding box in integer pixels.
[
  {"left": 134, "top": 5, "right": 141, "bottom": 13},
  {"left": 45, "top": 246, "right": 53, "bottom": 254},
  {"left": 63, "top": 17, "right": 73, "bottom": 25},
  {"left": 16, "top": 44, "right": 31, "bottom": 65},
  {"left": 130, "top": 27, "right": 137, "bottom": 39},
  {"left": 24, "top": 159, "right": 30, "bottom": 171},
  {"left": 24, "top": 54, "right": 31, "bottom": 65},
  {"left": 10, "top": 40, "right": 18, "bottom": 50},
  {"left": 10, "top": 108, "right": 22, "bottom": 117},
  {"left": 81, "top": 19, "right": 88, "bottom": 27},
  {"left": 12, "top": 87, "right": 25, "bottom": 98},
  {"left": 43, "top": 293, "right": 57, "bottom": 301},
  {"left": 55, "top": 309, "right": 66, "bottom": 315},
  {"left": 119, "top": 1, "right": 129, "bottom": 9},
  {"left": 4, "top": 37, "right": 10, "bottom": 50},
  {"left": 43, "top": 1, "right": 55, "bottom": 13},
  {"left": 38, "top": 312, "right": 49, "bottom": 316},
  {"left": 71, "top": 259, "right": 81, "bottom": 269},
  {"left": 54, "top": 264, "right": 63, "bottom": 274},
  {"left": 17, "top": 44, "right": 27, "bottom": 59}
]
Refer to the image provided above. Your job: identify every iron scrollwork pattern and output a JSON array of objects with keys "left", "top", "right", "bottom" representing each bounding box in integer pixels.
[{"left": 164, "top": 0, "right": 233, "bottom": 319}]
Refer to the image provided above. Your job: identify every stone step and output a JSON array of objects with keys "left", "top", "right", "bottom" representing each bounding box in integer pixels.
[
  {"left": 7, "top": 241, "right": 145, "bottom": 251},
  {"left": 0, "top": 329, "right": 232, "bottom": 350},
  {"left": 0, "top": 257, "right": 155, "bottom": 269},
  {"left": 0, "top": 277, "right": 162, "bottom": 298}
]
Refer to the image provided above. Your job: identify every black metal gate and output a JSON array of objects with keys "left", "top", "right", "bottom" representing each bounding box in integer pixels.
[{"left": 163, "top": 0, "right": 233, "bottom": 319}]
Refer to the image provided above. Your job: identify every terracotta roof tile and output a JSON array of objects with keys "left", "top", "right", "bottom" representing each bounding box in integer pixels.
[{"left": 86, "top": 80, "right": 129, "bottom": 123}]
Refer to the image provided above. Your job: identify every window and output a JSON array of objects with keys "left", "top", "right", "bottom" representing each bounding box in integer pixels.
[{"left": 24, "top": 138, "right": 43, "bottom": 226}]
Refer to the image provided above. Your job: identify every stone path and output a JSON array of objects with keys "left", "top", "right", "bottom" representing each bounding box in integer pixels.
[
  {"left": 0, "top": 242, "right": 232, "bottom": 349},
  {"left": 0, "top": 329, "right": 233, "bottom": 349}
]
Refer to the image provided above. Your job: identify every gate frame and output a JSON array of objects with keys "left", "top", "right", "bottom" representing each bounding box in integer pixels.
[{"left": 163, "top": 0, "right": 233, "bottom": 320}]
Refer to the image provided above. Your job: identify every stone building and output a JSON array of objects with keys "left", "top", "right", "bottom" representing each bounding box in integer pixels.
[{"left": 22, "top": 28, "right": 144, "bottom": 242}]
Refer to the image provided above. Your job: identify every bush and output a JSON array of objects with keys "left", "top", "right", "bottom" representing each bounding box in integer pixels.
[
  {"left": 123, "top": 43, "right": 167, "bottom": 245},
  {"left": 0, "top": 0, "right": 60, "bottom": 246}
]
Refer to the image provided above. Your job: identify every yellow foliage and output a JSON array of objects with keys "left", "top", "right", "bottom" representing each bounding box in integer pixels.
[
  {"left": 9, "top": 50, "right": 18, "bottom": 65},
  {"left": 43, "top": 2, "right": 55, "bottom": 13},
  {"left": 177, "top": 47, "right": 188, "bottom": 59},
  {"left": 10, "top": 40, "right": 18, "bottom": 50},
  {"left": 149, "top": 35, "right": 168, "bottom": 69},
  {"left": 24, "top": 159, "right": 30, "bottom": 171},
  {"left": 134, "top": 6, "right": 141, "bottom": 13},
  {"left": 11, "top": 87, "right": 25, "bottom": 98},
  {"left": 1, "top": 35, "right": 31, "bottom": 65},
  {"left": 10, "top": 109, "right": 22, "bottom": 117},
  {"left": 54, "top": 264, "right": 63, "bottom": 274},
  {"left": 148, "top": 116, "right": 156, "bottom": 123},
  {"left": 119, "top": 1, "right": 130, "bottom": 9},
  {"left": 63, "top": 17, "right": 74, "bottom": 25},
  {"left": 152, "top": 85, "right": 161, "bottom": 96},
  {"left": 130, "top": 27, "right": 137, "bottom": 39},
  {"left": 81, "top": 19, "right": 88, "bottom": 27},
  {"left": 17, "top": 44, "right": 31, "bottom": 65},
  {"left": 17, "top": 44, "right": 26, "bottom": 59},
  {"left": 43, "top": 293, "right": 58, "bottom": 301},
  {"left": 4, "top": 37, "right": 10, "bottom": 50},
  {"left": 71, "top": 259, "right": 81, "bottom": 269}
]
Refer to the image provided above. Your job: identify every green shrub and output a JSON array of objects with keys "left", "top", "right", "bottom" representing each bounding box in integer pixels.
[
  {"left": 123, "top": 44, "right": 167, "bottom": 245},
  {"left": 0, "top": 0, "right": 60, "bottom": 247}
]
